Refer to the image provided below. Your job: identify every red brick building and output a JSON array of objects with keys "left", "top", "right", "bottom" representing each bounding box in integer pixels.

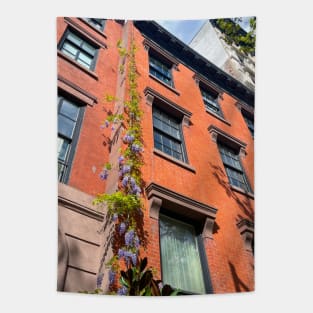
[{"left": 57, "top": 18, "right": 254, "bottom": 294}]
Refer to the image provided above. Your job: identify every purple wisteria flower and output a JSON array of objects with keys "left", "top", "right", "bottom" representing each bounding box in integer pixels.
[
  {"left": 96, "top": 272, "right": 104, "bottom": 288},
  {"left": 123, "top": 133, "right": 135, "bottom": 144},
  {"left": 119, "top": 222, "right": 126, "bottom": 235},
  {"left": 134, "top": 236, "right": 140, "bottom": 249},
  {"left": 118, "top": 156, "right": 124, "bottom": 165},
  {"left": 130, "top": 177, "right": 136, "bottom": 187},
  {"left": 121, "top": 176, "right": 129, "bottom": 188},
  {"left": 117, "top": 286, "right": 128, "bottom": 296},
  {"left": 121, "top": 165, "right": 131, "bottom": 174},
  {"left": 105, "top": 120, "right": 109, "bottom": 127},
  {"left": 125, "top": 229, "right": 135, "bottom": 247},
  {"left": 109, "top": 269, "right": 116, "bottom": 285},
  {"left": 131, "top": 253, "right": 137, "bottom": 266},
  {"left": 99, "top": 169, "right": 109, "bottom": 180},
  {"left": 112, "top": 213, "right": 118, "bottom": 222},
  {"left": 131, "top": 144, "right": 142, "bottom": 153},
  {"left": 111, "top": 126, "right": 115, "bottom": 131},
  {"left": 118, "top": 248, "right": 125, "bottom": 259}
]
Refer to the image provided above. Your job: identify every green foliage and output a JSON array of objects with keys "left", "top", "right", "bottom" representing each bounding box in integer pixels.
[
  {"left": 216, "top": 17, "right": 256, "bottom": 55},
  {"left": 93, "top": 191, "right": 142, "bottom": 216},
  {"left": 119, "top": 257, "right": 179, "bottom": 296},
  {"left": 105, "top": 94, "right": 119, "bottom": 102},
  {"left": 104, "top": 162, "right": 112, "bottom": 170}
]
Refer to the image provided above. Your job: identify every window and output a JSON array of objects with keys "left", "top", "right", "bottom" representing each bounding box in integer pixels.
[
  {"left": 149, "top": 54, "right": 174, "bottom": 87},
  {"left": 200, "top": 85, "right": 222, "bottom": 116},
  {"left": 159, "top": 214, "right": 207, "bottom": 294},
  {"left": 86, "top": 18, "right": 106, "bottom": 31},
  {"left": 218, "top": 144, "right": 251, "bottom": 192},
  {"left": 242, "top": 111, "right": 254, "bottom": 138},
  {"left": 59, "top": 30, "right": 98, "bottom": 70},
  {"left": 58, "top": 96, "right": 84, "bottom": 183},
  {"left": 153, "top": 107, "right": 186, "bottom": 162}
]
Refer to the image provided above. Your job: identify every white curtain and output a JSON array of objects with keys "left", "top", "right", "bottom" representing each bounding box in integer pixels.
[{"left": 160, "top": 214, "right": 206, "bottom": 294}]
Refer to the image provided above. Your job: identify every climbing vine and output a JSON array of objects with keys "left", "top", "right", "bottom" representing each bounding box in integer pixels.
[{"left": 93, "top": 39, "right": 146, "bottom": 295}]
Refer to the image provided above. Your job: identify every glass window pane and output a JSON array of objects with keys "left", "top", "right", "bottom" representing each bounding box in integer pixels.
[
  {"left": 162, "top": 122, "right": 171, "bottom": 135},
  {"left": 162, "top": 136, "right": 172, "bottom": 149},
  {"left": 155, "top": 141, "right": 162, "bottom": 151},
  {"left": 153, "top": 116, "right": 163, "bottom": 130},
  {"left": 82, "top": 41, "right": 96, "bottom": 55},
  {"left": 154, "top": 131, "right": 162, "bottom": 144},
  {"left": 60, "top": 100, "right": 79, "bottom": 121},
  {"left": 173, "top": 151, "right": 182, "bottom": 161},
  {"left": 67, "top": 33, "right": 82, "bottom": 46},
  {"left": 160, "top": 215, "right": 206, "bottom": 294},
  {"left": 62, "top": 42, "right": 78, "bottom": 58},
  {"left": 58, "top": 115, "right": 76, "bottom": 139},
  {"left": 163, "top": 145, "right": 172, "bottom": 155},
  {"left": 77, "top": 52, "right": 92, "bottom": 67},
  {"left": 57, "top": 137, "right": 70, "bottom": 161}
]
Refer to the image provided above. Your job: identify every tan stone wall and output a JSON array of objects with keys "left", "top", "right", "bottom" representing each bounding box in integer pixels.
[{"left": 57, "top": 183, "right": 105, "bottom": 293}]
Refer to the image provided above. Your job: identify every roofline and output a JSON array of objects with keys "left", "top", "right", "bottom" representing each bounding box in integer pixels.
[{"left": 134, "top": 20, "right": 254, "bottom": 107}]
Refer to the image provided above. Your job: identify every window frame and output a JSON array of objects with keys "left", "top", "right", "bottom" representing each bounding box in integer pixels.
[
  {"left": 58, "top": 28, "right": 99, "bottom": 71},
  {"left": 57, "top": 94, "right": 85, "bottom": 183},
  {"left": 242, "top": 110, "right": 254, "bottom": 138},
  {"left": 199, "top": 83, "right": 223, "bottom": 117},
  {"left": 85, "top": 18, "right": 106, "bottom": 31},
  {"left": 148, "top": 51, "right": 174, "bottom": 88},
  {"left": 152, "top": 105, "right": 188, "bottom": 163},
  {"left": 152, "top": 106, "right": 187, "bottom": 163},
  {"left": 217, "top": 143, "right": 252, "bottom": 193},
  {"left": 159, "top": 209, "right": 213, "bottom": 295}
]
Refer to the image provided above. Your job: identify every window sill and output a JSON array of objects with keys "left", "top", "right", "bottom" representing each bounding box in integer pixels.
[
  {"left": 153, "top": 148, "right": 196, "bottom": 173},
  {"left": 57, "top": 51, "right": 99, "bottom": 80},
  {"left": 149, "top": 74, "right": 180, "bottom": 96},
  {"left": 205, "top": 109, "right": 231, "bottom": 126},
  {"left": 230, "top": 185, "right": 254, "bottom": 199},
  {"left": 78, "top": 18, "right": 107, "bottom": 39}
]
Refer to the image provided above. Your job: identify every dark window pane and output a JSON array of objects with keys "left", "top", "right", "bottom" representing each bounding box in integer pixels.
[
  {"left": 60, "top": 100, "right": 79, "bottom": 121},
  {"left": 162, "top": 136, "right": 172, "bottom": 149},
  {"left": 82, "top": 41, "right": 96, "bottom": 55},
  {"left": 154, "top": 131, "right": 162, "bottom": 144},
  {"left": 58, "top": 115, "right": 76, "bottom": 139},
  {"left": 153, "top": 116, "right": 163, "bottom": 130},
  {"left": 67, "top": 33, "right": 82, "bottom": 46}
]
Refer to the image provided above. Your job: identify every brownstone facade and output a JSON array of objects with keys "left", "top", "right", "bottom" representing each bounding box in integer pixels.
[{"left": 57, "top": 18, "right": 254, "bottom": 294}]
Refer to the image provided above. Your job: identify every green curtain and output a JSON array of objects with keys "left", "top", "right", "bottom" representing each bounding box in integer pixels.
[{"left": 159, "top": 214, "right": 206, "bottom": 294}]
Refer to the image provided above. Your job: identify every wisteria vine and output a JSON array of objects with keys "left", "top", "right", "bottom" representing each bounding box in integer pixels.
[{"left": 93, "top": 39, "right": 145, "bottom": 295}]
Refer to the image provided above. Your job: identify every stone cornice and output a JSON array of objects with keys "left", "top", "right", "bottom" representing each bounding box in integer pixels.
[
  {"left": 64, "top": 17, "right": 107, "bottom": 49},
  {"left": 145, "top": 183, "right": 217, "bottom": 239},
  {"left": 58, "top": 75, "right": 98, "bottom": 106},
  {"left": 237, "top": 218, "right": 254, "bottom": 252},
  {"left": 208, "top": 124, "right": 247, "bottom": 155},
  {"left": 143, "top": 38, "right": 179, "bottom": 67},
  {"left": 58, "top": 196, "right": 104, "bottom": 222},
  {"left": 145, "top": 183, "right": 217, "bottom": 216},
  {"left": 144, "top": 87, "right": 192, "bottom": 118}
]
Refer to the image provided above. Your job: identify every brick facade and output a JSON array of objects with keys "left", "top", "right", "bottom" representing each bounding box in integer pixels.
[{"left": 57, "top": 18, "right": 254, "bottom": 294}]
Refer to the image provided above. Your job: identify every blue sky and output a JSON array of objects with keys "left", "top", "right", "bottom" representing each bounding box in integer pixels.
[{"left": 156, "top": 17, "right": 252, "bottom": 44}]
